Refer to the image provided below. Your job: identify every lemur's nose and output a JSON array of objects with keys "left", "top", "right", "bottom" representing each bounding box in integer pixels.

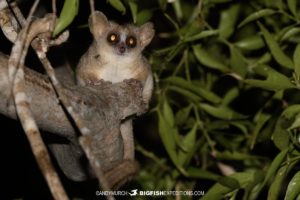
[
  {"left": 119, "top": 45, "right": 126, "bottom": 53},
  {"left": 116, "top": 41, "right": 126, "bottom": 54}
]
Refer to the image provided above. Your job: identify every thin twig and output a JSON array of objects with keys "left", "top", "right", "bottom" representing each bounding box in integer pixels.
[
  {"left": 89, "top": 0, "right": 96, "bottom": 27},
  {"left": 52, "top": 0, "right": 57, "bottom": 15},
  {"left": 10, "top": 1, "right": 26, "bottom": 27},
  {"left": 51, "top": 0, "right": 56, "bottom": 32}
]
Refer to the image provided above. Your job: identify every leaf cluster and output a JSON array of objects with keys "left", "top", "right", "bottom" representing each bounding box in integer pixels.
[{"left": 55, "top": 0, "right": 300, "bottom": 199}]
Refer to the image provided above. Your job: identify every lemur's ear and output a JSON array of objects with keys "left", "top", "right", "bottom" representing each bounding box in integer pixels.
[
  {"left": 89, "top": 11, "right": 110, "bottom": 37},
  {"left": 139, "top": 22, "right": 155, "bottom": 48}
]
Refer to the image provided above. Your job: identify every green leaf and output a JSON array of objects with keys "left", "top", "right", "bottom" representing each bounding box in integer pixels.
[
  {"left": 53, "top": 0, "right": 79, "bottom": 37},
  {"left": 285, "top": 171, "right": 300, "bottom": 200},
  {"left": 169, "top": 86, "right": 202, "bottom": 102},
  {"left": 192, "top": 45, "right": 230, "bottom": 73},
  {"left": 268, "top": 161, "right": 297, "bottom": 200},
  {"left": 268, "top": 165, "right": 289, "bottom": 200},
  {"left": 280, "top": 27, "right": 300, "bottom": 42},
  {"left": 244, "top": 65, "right": 294, "bottom": 91},
  {"left": 128, "top": 0, "right": 138, "bottom": 23},
  {"left": 172, "top": 0, "right": 183, "bottom": 20},
  {"left": 199, "top": 103, "right": 246, "bottom": 120},
  {"left": 218, "top": 176, "right": 240, "bottom": 189},
  {"left": 158, "top": 110, "right": 178, "bottom": 167},
  {"left": 251, "top": 111, "right": 271, "bottom": 148},
  {"left": 273, "top": 105, "right": 300, "bottom": 150},
  {"left": 273, "top": 123, "right": 290, "bottom": 151},
  {"left": 108, "top": 0, "right": 126, "bottom": 14},
  {"left": 175, "top": 104, "right": 193, "bottom": 126},
  {"left": 275, "top": 128, "right": 292, "bottom": 151},
  {"left": 234, "top": 35, "right": 265, "bottom": 51},
  {"left": 289, "top": 112, "right": 300, "bottom": 130},
  {"left": 202, "top": 170, "right": 257, "bottom": 200},
  {"left": 258, "top": 23, "right": 294, "bottom": 69},
  {"left": 187, "top": 167, "right": 220, "bottom": 180},
  {"left": 293, "top": 43, "right": 300, "bottom": 75},
  {"left": 183, "top": 30, "right": 219, "bottom": 42},
  {"left": 287, "top": 0, "right": 298, "bottom": 17},
  {"left": 281, "top": 105, "right": 300, "bottom": 122},
  {"left": 178, "top": 124, "right": 197, "bottom": 166},
  {"left": 222, "top": 87, "right": 239, "bottom": 106},
  {"left": 238, "top": 9, "right": 276, "bottom": 28},
  {"left": 162, "top": 98, "right": 175, "bottom": 127},
  {"left": 230, "top": 121, "right": 249, "bottom": 135},
  {"left": 244, "top": 170, "right": 265, "bottom": 199},
  {"left": 165, "top": 76, "right": 222, "bottom": 104},
  {"left": 229, "top": 45, "right": 248, "bottom": 77},
  {"left": 250, "top": 148, "right": 289, "bottom": 200},
  {"left": 257, "top": 52, "right": 272, "bottom": 64},
  {"left": 263, "top": 148, "right": 288, "bottom": 185},
  {"left": 136, "top": 9, "right": 153, "bottom": 25},
  {"left": 218, "top": 4, "right": 240, "bottom": 39}
]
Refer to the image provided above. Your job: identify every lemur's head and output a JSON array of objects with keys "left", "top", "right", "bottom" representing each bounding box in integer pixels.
[{"left": 89, "top": 11, "right": 154, "bottom": 58}]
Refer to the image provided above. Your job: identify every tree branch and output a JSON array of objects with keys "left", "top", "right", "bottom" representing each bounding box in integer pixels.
[{"left": 0, "top": 51, "right": 146, "bottom": 185}]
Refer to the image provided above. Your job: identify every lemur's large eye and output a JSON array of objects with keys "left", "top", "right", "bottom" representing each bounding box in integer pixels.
[
  {"left": 107, "top": 32, "right": 119, "bottom": 45},
  {"left": 126, "top": 36, "right": 137, "bottom": 48}
]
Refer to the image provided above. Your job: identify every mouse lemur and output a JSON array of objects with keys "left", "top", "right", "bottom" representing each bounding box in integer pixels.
[{"left": 76, "top": 11, "right": 155, "bottom": 160}]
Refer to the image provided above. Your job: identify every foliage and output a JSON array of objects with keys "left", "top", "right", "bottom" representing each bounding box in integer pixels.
[
  {"left": 58, "top": 0, "right": 300, "bottom": 199},
  {"left": 53, "top": 0, "right": 79, "bottom": 36}
]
